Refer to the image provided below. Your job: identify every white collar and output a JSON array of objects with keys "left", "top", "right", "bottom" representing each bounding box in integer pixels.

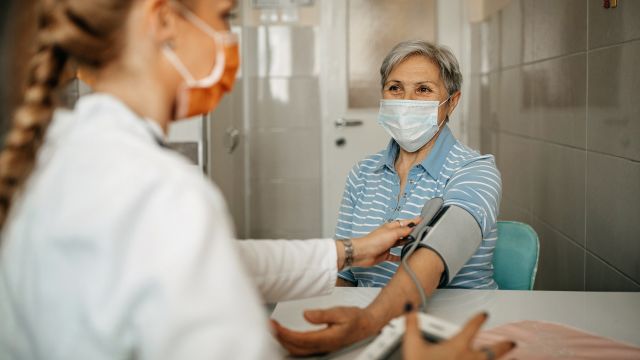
[{"left": 72, "top": 93, "right": 167, "bottom": 146}]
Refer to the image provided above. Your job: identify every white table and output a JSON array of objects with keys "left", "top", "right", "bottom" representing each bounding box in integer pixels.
[{"left": 271, "top": 288, "right": 640, "bottom": 359}]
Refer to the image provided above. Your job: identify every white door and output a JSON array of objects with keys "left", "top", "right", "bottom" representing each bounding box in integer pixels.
[{"left": 319, "top": 0, "right": 436, "bottom": 237}]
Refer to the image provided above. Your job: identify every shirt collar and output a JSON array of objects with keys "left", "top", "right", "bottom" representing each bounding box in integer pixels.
[
  {"left": 74, "top": 93, "right": 167, "bottom": 147},
  {"left": 375, "top": 124, "right": 456, "bottom": 178},
  {"left": 421, "top": 124, "right": 456, "bottom": 178},
  {"left": 376, "top": 138, "right": 399, "bottom": 172}
]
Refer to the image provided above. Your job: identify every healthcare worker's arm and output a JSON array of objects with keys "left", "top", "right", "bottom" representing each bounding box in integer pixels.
[
  {"left": 238, "top": 218, "right": 420, "bottom": 303},
  {"left": 238, "top": 239, "right": 337, "bottom": 303},
  {"left": 117, "top": 177, "right": 279, "bottom": 360}
]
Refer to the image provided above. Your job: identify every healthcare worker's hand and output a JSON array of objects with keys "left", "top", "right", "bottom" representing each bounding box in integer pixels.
[
  {"left": 272, "top": 306, "right": 377, "bottom": 356},
  {"left": 403, "top": 311, "right": 516, "bottom": 360},
  {"left": 347, "top": 216, "right": 421, "bottom": 268}
]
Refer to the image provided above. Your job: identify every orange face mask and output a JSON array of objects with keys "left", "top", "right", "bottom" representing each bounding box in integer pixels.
[{"left": 163, "top": 6, "right": 240, "bottom": 119}]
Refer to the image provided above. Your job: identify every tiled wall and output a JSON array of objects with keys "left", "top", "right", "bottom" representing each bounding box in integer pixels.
[
  {"left": 467, "top": 0, "right": 640, "bottom": 291},
  {"left": 243, "top": 26, "right": 322, "bottom": 239},
  {"left": 192, "top": 1, "right": 324, "bottom": 240}
]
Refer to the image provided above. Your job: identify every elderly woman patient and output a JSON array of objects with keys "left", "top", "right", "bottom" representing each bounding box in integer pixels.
[
  {"left": 274, "top": 41, "right": 504, "bottom": 355},
  {"left": 336, "top": 40, "right": 501, "bottom": 289}
]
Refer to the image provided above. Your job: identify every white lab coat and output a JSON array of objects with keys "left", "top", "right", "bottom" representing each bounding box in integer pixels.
[{"left": 0, "top": 94, "right": 337, "bottom": 360}]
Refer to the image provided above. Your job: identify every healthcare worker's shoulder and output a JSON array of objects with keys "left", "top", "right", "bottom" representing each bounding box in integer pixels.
[{"left": 48, "top": 97, "right": 228, "bottom": 210}]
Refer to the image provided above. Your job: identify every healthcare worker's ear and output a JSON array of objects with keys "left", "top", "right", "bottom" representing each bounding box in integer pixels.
[{"left": 144, "top": 0, "right": 180, "bottom": 47}]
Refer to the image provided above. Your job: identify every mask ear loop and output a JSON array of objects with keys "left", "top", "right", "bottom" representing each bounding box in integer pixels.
[
  {"left": 162, "top": 45, "right": 197, "bottom": 84},
  {"left": 439, "top": 95, "right": 452, "bottom": 124},
  {"left": 167, "top": 2, "right": 228, "bottom": 87}
]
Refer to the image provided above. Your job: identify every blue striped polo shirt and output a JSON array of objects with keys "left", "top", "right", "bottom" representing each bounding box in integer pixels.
[{"left": 336, "top": 125, "right": 501, "bottom": 289}]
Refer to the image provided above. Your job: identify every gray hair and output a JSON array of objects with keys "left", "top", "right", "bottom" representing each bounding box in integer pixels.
[{"left": 380, "top": 40, "right": 462, "bottom": 96}]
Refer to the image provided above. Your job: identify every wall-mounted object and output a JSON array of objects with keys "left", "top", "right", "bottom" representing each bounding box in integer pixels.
[
  {"left": 603, "top": 0, "right": 618, "bottom": 9},
  {"left": 252, "top": 0, "right": 314, "bottom": 23},
  {"left": 252, "top": 0, "right": 313, "bottom": 8},
  {"left": 224, "top": 127, "right": 240, "bottom": 154}
]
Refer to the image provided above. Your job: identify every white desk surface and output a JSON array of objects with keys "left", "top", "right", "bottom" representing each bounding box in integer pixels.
[{"left": 271, "top": 288, "right": 640, "bottom": 359}]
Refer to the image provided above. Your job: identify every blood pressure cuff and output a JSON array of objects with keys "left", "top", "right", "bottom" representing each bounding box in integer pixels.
[{"left": 400, "top": 205, "right": 482, "bottom": 287}]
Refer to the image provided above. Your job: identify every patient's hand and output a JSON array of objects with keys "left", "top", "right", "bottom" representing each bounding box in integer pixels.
[
  {"left": 403, "top": 312, "right": 516, "bottom": 360},
  {"left": 272, "top": 306, "right": 378, "bottom": 356},
  {"left": 348, "top": 216, "right": 420, "bottom": 268}
]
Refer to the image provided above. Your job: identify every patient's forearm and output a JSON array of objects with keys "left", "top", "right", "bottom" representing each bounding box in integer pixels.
[{"left": 366, "top": 248, "right": 444, "bottom": 329}]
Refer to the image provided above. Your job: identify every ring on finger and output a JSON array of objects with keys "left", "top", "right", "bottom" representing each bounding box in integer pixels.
[{"left": 480, "top": 347, "right": 496, "bottom": 360}]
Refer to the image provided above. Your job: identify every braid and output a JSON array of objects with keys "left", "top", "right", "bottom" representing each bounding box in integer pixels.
[
  {"left": 0, "top": 11, "right": 69, "bottom": 228},
  {"left": 0, "top": 0, "right": 134, "bottom": 230}
]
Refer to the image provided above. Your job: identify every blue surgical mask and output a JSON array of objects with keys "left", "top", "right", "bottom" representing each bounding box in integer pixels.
[{"left": 377, "top": 98, "right": 450, "bottom": 152}]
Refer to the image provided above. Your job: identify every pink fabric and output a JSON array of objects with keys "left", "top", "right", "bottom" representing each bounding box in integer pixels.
[{"left": 473, "top": 320, "right": 640, "bottom": 359}]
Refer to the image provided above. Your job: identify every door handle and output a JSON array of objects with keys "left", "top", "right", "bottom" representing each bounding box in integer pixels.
[
  {"left": 224, "top": 127, "right": 240, "bottom": 154},
  {"left": 335, "top": 118, "right": 364, "bottom": 128}
]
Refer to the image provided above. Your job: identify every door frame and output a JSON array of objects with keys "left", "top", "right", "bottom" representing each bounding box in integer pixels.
[{"left": 319, "top": 0, "right": 349, "bottom": 237}]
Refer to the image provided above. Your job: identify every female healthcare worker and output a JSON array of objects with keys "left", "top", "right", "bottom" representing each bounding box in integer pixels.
[
  {"left": 0, "top": 0, "right": 419, "bottom": 359},
  {"left": 0, "top": 0, "right": 513, "bottom": 359}
]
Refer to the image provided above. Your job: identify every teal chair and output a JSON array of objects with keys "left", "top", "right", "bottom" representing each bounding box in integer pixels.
[{"left": 493, "top": 221, "right": 540, "bottom": 290}]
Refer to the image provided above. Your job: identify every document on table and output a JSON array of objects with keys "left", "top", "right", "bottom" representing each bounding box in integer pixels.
[
  {"left": 474, "top": 320, "right": 640, "bottom": 360},
  {"left": 271, "top": 288, "right": 381, "bottom": 331}
]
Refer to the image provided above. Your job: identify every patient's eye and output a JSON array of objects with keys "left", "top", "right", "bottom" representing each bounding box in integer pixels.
[
  {"left": 386, "top": 84, "right": 402, "bottom": 93},
  {"left": 417, "top": 86, "right": 431, "bottom": 94}
]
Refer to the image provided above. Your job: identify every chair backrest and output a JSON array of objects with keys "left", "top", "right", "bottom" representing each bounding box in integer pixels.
[{"left": 493, "top": 221, "right": 540, "bottom": 290}]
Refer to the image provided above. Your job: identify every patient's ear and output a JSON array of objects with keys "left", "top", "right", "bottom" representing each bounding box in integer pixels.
[{"left": 447, "top": 91, "right": 462, "bottom": 117}]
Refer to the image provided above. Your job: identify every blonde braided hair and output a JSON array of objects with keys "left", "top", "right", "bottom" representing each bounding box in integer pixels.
[{"left": 0, "top": 0, "right": 135, "bottom": 229}]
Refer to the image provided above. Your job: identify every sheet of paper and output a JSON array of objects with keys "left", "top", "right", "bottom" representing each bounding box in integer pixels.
[
  {"left": 271, "top": 288, "right": 381, "bottom": 331},
  {"left": 474, "top": 320, "right": 640, "bottom": 359}
]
